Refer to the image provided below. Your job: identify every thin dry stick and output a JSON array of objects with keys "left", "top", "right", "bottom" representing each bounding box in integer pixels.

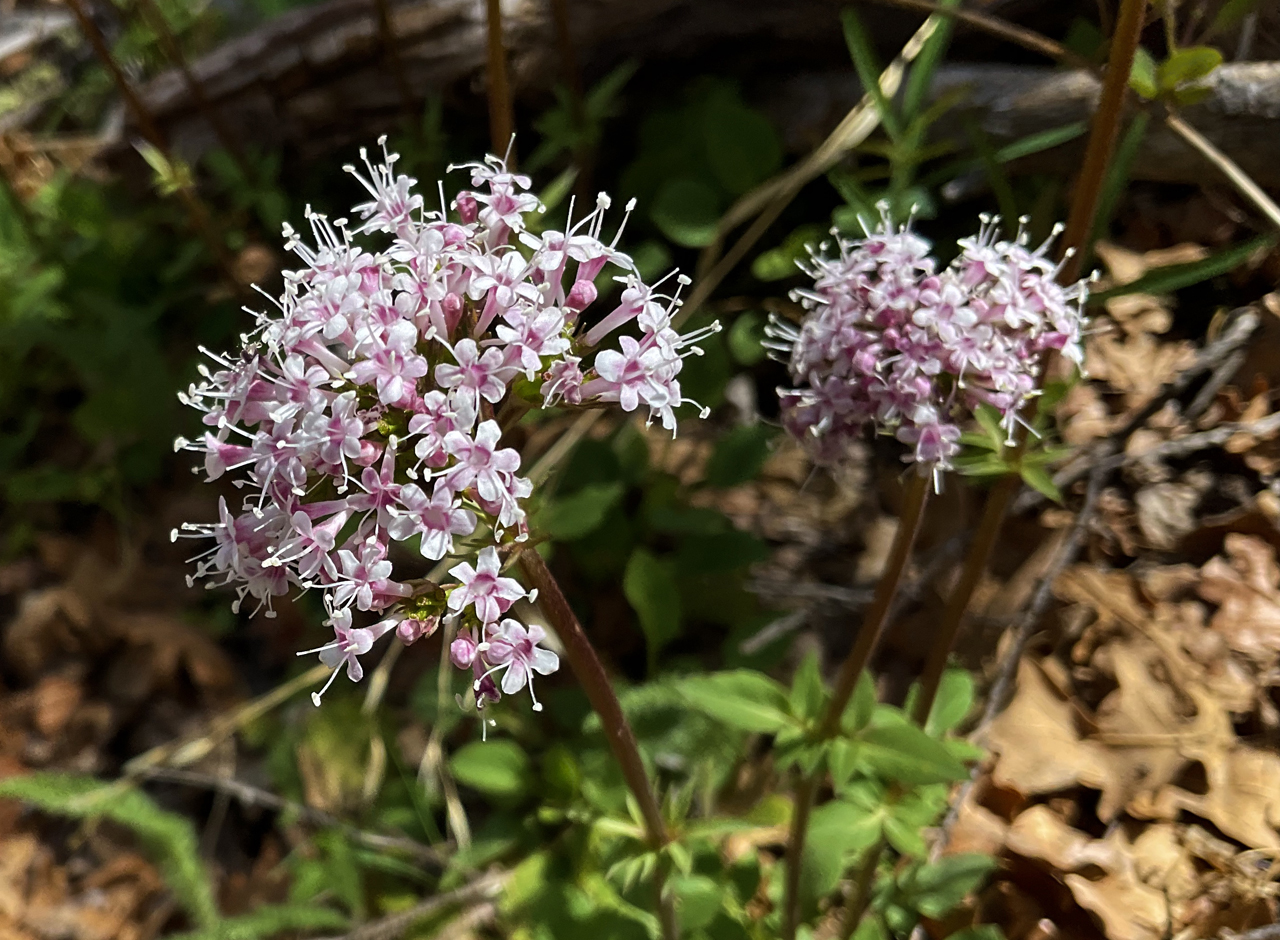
[
  {"left": 316, "top": 871, "right": 508, "bottom": 940},
  {"left": 780, "top": 473, "right": 931, "bottom": 940},
  {"left": 674, "top": 11, "right": 947, "bottom": 328},
  {"left": 132, "top": 0, "right": 249, "bottom": 174},
  {"left": 372, "top": 0, "right": 416, "bottom": 116},
  {"left": 517, "top": 549, "right": 678, "bottom": 940},
  {"left": 1164, "top": 109, "right": 1280, "bottom": 231},
  {"left": 856, "top": 0, "right": 1093, "bottom": 68},
  {"left": 484, "top": 0, "right": 516, "bottom": 164}
]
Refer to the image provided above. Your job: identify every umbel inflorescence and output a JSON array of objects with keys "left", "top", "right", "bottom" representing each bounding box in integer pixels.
[
  {"left": 173, "top": 141, "right": 717, "bottom": 710},
  {"left": 767, "top": 208, "right": 1089, "bottom": 479}
]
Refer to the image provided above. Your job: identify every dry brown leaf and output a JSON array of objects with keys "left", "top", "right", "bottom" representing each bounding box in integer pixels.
[
  {"left": 986, "top": 659, "right": 1110, "bottom": 796},
  {"left": 1006, "top": 805, "right": 1114, "bottom": 871},
  {"left": 1198, "top": 534, "right": 1280, "bottom": 666},
  {"left": 1090, "top": 641, "right": 1226, "bottom": 821},
  {"left": 1063, "top": 858, "right": 1168, "bottom": 940}
]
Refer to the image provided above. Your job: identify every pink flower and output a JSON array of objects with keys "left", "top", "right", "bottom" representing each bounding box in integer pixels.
[
  {"left": 434, "top": 339, "right": 512, "bottom": 408},
  {"left": 447, "top": 546, "right": 526, "bottom": 623},
  {"left": 388, "top": 482, "right": 477, "bottom": 560},
  {"left": 479, "top": 619, "right": 559, "bottom": 710},
  {"left": 440, "top": 421, "right": 522, "bottom": 504}
]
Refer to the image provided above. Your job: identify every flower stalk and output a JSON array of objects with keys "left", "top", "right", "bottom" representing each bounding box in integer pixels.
[
  {"left": 517, "top": 549, "right": 678, "bottom": 940},
  {"left": 781, "top": 471, "right": 931, "bottom": 940}
]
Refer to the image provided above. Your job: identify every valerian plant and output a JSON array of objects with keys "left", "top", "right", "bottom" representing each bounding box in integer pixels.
[{"left": 172, "top": 139, "right": 719, "bottom": 714}]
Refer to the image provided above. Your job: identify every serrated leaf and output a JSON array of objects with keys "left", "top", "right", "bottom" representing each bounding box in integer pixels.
[
  {"left": 676, "top": 669, "right": 793, "bottom": 733},
  {"left": 449, "top": 740, "right": 530, "bottom": 799}
]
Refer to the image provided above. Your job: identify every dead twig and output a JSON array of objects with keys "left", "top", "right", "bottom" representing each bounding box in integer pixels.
[
  {"left": 1021, "top": 309, "right": 1261, "bottom": 512},
  {"left": 315, "top": 871, "right": 508, "bottom": 940}
]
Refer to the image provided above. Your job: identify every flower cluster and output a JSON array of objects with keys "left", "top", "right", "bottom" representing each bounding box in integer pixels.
[
  {"left": 174, "top": 141, "right": 716, "bottom": 709},
  {"left": 768, "top": 208, "right": 1088, "bottom": 477}
]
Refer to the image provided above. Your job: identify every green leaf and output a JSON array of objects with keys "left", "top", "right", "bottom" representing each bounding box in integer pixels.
[
  {"left": 883, "top": 812, "right": 928, "bottom": 857},
  {"left": 449, "top": 740, "right": 530, "bottom": 799},
  {"left": 0, "top": 774, "right": 218, "bottom": 928},
  {"left": 1209, "top": 0, "right": 1264, "bottom": 36},
  {"left": 925, "top": 669, "right": 974, "bottom": 737},
  {"left": 727, "top": 310, "right": 767, "bottom": 365},
  {"left": 704, "top": 425, "right": 773, "bottom": 488},
  {"left": 1157, "top": 46, "right": 1222, "bottom": 92},
  {"left": 842, "top": 671, "right": 877, "bottom": 734},
  {"left": 1019, "top": 462, "right": 1062, "bottom": 503},
  {"left": 1128, "top": 47, "right": 1158, "bottom": 99},
  {"left": 676, "top": 669, "right": 792, "bottom": 733},
  {"left": 790, "top": 650, "right": 827, "bottom": 724},
  {"left": 624, "top": 548, "right": 682, "bottom": 668},
  {"left": 857, "top": 710, "right": 969, "bottom": 784},
  {"left": 702, "top": 93, "right": 782, "bottom": 195},
  {"left": 1092, "top": 234, "right": 1276, "bottom": 301},
  {"left": 651, "top": 177, "right": 723, "bottom": 248},
  {"left": 898, "top": 854, "right": 998, "bottom": 918},
  {"left": 672, "top": 874, "right": 724, "bottom": 931},
  {"left": 800, "top": 800, "right": 884, "bottom": 913},
  {"left": 751, "top": 225, "right": 823, "bottom": 282},
  {"left": 540, "top": 481, "right": 625, "bottom": 540}
]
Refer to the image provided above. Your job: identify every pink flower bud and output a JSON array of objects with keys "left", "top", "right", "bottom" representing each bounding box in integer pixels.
[
  {"left": 455, "top": 191, "right": 478, "bottom": 224},
  {"left": 397, "top": 615, "right": 440, "bottom": 645},
  {"left": 450, "top": 629, "right": 479, "bottom": 668},
  {"left": 565, "top": 279, "right": 597, "bottom": 313}
]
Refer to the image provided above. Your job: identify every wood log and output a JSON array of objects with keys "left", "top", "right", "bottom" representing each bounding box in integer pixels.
[
  {"left": 766, "top": 62, "right": 1280, "bottom": 190},
  {"left": 128, "top": 0, "right": 1280, "bottom": 191}
]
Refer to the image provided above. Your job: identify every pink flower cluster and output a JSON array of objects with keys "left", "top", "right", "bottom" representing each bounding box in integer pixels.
[
  {"left": 173, "top": 141, "right": 716, "bottom": 709},
  {"left": 768, "top": 209, "right": 1088, "bottom": 477}
]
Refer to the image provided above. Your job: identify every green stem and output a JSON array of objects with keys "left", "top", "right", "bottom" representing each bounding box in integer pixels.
[
  {"left": 517, "top": 550, "right": 678, "bottom": 940},
  {"left": 781, "top": 472, "right": 931, "bottom": 940}
]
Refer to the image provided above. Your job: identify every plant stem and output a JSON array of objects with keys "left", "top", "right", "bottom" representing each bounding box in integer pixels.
[
  {"left": 517, "top": 549, "right": 678, "bottom": 940},
  {"left": 781, "top": 472, "right": 931, "bottom": 940},
  {"left": 1058, "top": 0, "right": 1149, "bottom": 282},
  {"left": 484, "top": 0, "right": 516, "bottom": 165}
]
